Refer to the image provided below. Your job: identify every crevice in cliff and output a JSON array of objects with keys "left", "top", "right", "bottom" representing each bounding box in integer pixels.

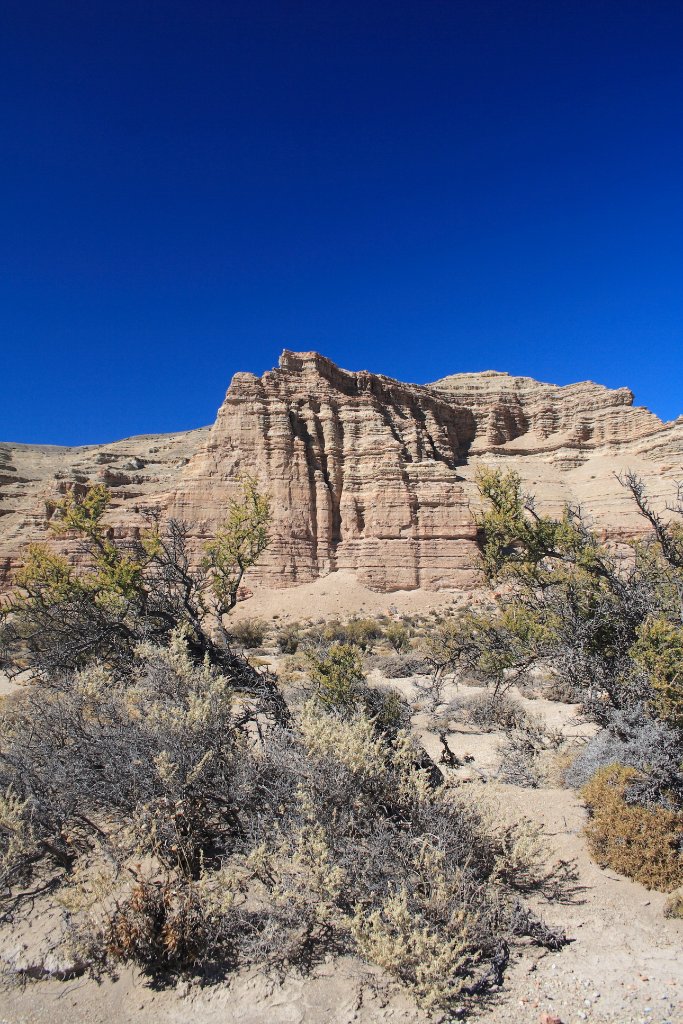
[
  {"left": 308, "top": 402, "right": 343, "bottom": 565},
  {"left": 288, "top": 402, "right": 345, "bottom": 573},
  {"left": 288, "top": 408, "right": 320, "bottom": 569}
]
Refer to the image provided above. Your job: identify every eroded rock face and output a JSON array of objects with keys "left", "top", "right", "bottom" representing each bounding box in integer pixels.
[
  {"left": 1, "top": 351, "right": 681, "bottom": 592},
  {"left": 171, "top": 351, "right": 480, "bottom": 590}
]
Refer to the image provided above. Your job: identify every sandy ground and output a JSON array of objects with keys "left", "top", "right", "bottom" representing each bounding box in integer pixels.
[
  {"left": 0, "top": 673, "right": 17, "bottom": 699},
  {"left": 2, "top": 584, "right": 682, "bottom": 1024},
  {"left": 230, "top": 570, "right": 479, "bottom": 624},
  {"left": 3, "top": 769, "right": 681, "bottom": 1024}
]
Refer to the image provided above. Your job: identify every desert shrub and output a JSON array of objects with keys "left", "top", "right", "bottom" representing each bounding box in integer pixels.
[
  {"left": 312, "top": 619, "right": 346, "bottom": 647},
  {"left": 0, "top": 628, "right": 568, "bottom": 1010},
  {"left": 0, "top": 478, "right": 273, "bottom": 690},
  {"left": 0, "top": 631, "right": 254, "bottom": 888},
  {"left": 230, "top": 617, "right": 268, "bottom": 649},
  {"left": 275, "top": 651, "right": 310, "bottom": 687},
  {"left": 0, "top": 787, "right": 37, "bottom": 893},
  {"left": 68, "top": 858, "right": 248, "bottom": 976},
  {"left": 631, "top": 615, "right": 683, "bottom": 727},
  {"left": 307, "top": 642, "right": 410, "bottom": 734},
  {"left": 383, "top": 621, "right": 411, "bottom": 653},
  {"left": 538, "top": 672, "right": 577, "bottom": 703},
  {"left": 349, "top": 890, "right": 472, "bottom": 1009},
  {"left": 276, "top": 622, "right": 301, "bottom": 654},
  {"left": 0, "top": 480, "right": 577, "bottom": 1005},
  {"left": 498, "top": 712, "right": 563, "bottom": 788},
  {"left": 315, "top": 617, "right": 383, "bottom": 652},
  {"left": 420, "top": 617, "right": 464, "bottom": 685},
  {"left": 450, "top": 690, "right": 527, "bottom": 733},
  {"left": 102, "top": 875, "right": 220, "bottom": 972},
  {"left": 369, "top": 653, "right": 430, "bottom": 678},
  {"left": 664, "top": 888, "right": 683, "bottom": 918},
  {"left": 345, "top": 617, "right": 383, "bottom": 651},
  {"left": 240, "top": 702, "right": 566, "bottom": 1008},
  {"left": 581, "top": 765, "right": 683, "bottom": 891},
  {"left": 447, "top": 468, "right": 683, "bottom": 727},
  {"left": 433, "top": 469, "right": 683, "bottom": 884},
  {"left": 307, "top": 641, "right": 366, "bottom": 710},
  {"left": 565, "top": 708, "right": 683, "bottom": 808}
]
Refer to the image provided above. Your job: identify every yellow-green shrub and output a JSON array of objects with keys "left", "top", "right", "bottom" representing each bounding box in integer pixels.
[
  {"left": 383, "top": 621, "right": 411, "bottom": 653},
  {"left": 307, "top": 641, "right": 365, "bottom": 710},
  {"left": 631, "top": 616, "right": 683, "bottom": 726}
]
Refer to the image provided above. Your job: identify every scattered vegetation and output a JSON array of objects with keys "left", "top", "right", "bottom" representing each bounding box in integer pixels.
[
  {"left": 2, "top": 459, "right": 681, "bottom": 1007},
  {"left": 0, "top": 629, "right": 566, "bottom": 1009},
  {"left": 420, "top": 467, "right": 683, "bottom": 889},
  {"left": 315, "top": 617, "right": 384, "bottom": 652},
  {"left": 0, "top": 482, "right": 569, "bottom": 1012}
]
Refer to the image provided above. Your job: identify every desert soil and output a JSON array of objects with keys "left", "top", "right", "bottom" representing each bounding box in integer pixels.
[{"left": 2, "top": 575, "right": 682, "bottom": 1024}]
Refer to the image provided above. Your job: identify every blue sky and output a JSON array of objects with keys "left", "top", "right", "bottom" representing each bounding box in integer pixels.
[{"left": 1, "top": 0, "right": 681, "bottom": 444}]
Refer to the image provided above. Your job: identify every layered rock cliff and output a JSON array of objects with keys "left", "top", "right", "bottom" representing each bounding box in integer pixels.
[{"left": 1, "top": 352, "right": 681, "bottom": 592}]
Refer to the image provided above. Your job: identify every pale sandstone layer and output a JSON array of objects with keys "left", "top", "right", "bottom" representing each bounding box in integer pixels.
[{"left": 1, "top": 351, "right": 681, "bottom": 592}]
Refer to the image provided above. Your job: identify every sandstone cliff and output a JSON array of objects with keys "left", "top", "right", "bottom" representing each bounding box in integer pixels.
[{"left": 1, "top": 351, "right": 681, "bottom": 592}]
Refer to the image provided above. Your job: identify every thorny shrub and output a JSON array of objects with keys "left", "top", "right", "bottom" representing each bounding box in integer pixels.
[
  {"left": 565, "top": 708, "right": 682, "bottom": 809},
  {"left": 497, "top": 712, "right": 564, "bottom": 789}
]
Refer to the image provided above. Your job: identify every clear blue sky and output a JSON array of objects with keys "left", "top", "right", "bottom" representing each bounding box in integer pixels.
[{"left": 1, "top": 1, "right": 681, "bottom": 445}]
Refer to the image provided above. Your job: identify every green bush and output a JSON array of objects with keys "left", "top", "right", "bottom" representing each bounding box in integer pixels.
[
  {"left": 305, "top": 641, "right": 409, "bottom": 734},
  {"left": 307, "top": 641, "right": 366, "bottom": 711},
  {"left": 383, "top": 621, "right": 411, "bottom": 653},
  {"left": 631, "top": 616, "right": 683, "bottom": 727}
]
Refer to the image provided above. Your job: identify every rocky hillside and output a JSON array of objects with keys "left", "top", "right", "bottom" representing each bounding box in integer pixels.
[{"left": 1, "top": 351, "right": 681, "bottom": 591}]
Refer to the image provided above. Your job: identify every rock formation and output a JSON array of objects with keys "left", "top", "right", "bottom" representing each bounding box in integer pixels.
[{"left": 1, "top": 351, "right": 682, "bottom": 592}]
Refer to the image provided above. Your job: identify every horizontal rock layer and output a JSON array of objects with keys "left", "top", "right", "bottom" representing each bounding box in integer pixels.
[{"left": 1, "top": 351, "right": 682, "bottom": 592}]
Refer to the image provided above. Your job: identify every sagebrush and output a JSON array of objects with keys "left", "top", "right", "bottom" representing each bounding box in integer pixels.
[{"left": 0, "top": 628, "right": 567, "bottom": 1009}]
